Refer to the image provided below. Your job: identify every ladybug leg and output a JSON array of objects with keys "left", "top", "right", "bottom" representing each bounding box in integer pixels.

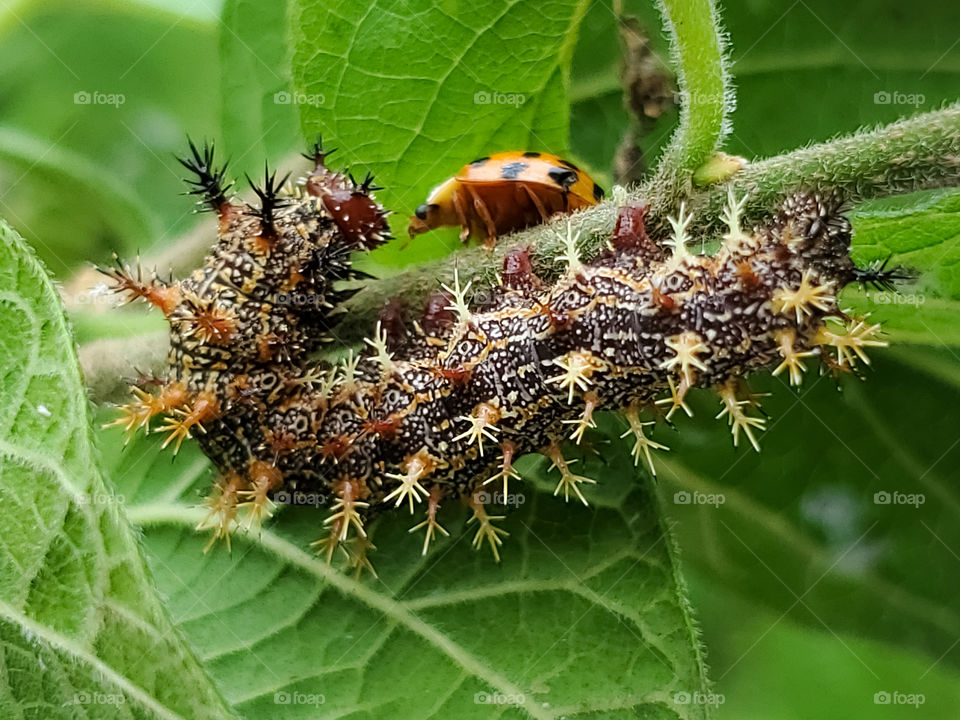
[
  {"left": 463, "top": 184, "right": 498, "bottom": 248},
  {"left": 451, "top": 187, "right": 472, "bottom": 243},
  {"left": 519, "top": 182, "right": 550, "bottom": 223}
]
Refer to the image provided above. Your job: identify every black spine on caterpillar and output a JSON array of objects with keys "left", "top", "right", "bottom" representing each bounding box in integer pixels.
[
  {"left": 177, "top": 139, "right": 234, "bottom": 214},
  {"left": 101, "top": 139, "right": 390, "bottom": 486}
]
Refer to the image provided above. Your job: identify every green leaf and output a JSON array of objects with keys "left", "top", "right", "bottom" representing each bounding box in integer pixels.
[
  {"left": 0, "top": 220, "right": 234, "bottom": 719},
  {"left": 569, "top": 0, "right": 960, "bottom": 179},
  {"left": 101, "top": 416, "right": 713, "bottom": 719},
  {"left": 653, "top": 347, "right": 960, "bottom": 676},
  {"left": 0, "top": 126, "right": 156, "bottom": 274},
  {"left": 722, "top": 0, "right": 960, "bottom": 159},
  {"left": 220, "top": 0, "right": 301, "bottom": 177},
  {"left": 843, "top": 190, "right": 960, "bottom": 346},
  {"left": 0, "top": 0, "right": 221, "bottom": 266},
  {"left": 691, "top": 576, "right": 960, "bottom": 719},
  {"left": 289, "top": 0, "right": 592, "bottom": 270}
]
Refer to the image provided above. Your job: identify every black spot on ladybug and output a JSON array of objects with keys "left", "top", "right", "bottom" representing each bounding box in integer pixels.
[
  {"left": 500, "top": 161, "right": 528, "bottom": 180},
  {"left": 522, "top": 151, "right": 541, "bottom": 158},
  {"left": 593, "top": 182, "right": 605, "bottom": 201},
  {"left": 559, "top": 159, "right": 580, "bottom": 171},
  {"left": 548, "top": 167, "right": 578, "bottom": 190},
  {"left": 470, "top": 157, "right": 489, "bottom": 167}
]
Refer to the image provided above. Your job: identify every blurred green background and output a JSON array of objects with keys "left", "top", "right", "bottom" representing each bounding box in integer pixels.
[{"left": 3, "top": 0, "right": 959, "bottom": 717}]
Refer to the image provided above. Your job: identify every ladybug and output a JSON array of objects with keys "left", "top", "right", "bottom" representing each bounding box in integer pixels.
[{"left": 408, "top": 151, "right": 604, "bottom": 248}]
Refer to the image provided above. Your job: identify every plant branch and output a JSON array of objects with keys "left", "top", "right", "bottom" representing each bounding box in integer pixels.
[
  {"left": 649, "top": 0, "right": 731, "bottom": 209},
  {"left": 688, "top": 104, "right": 960, "bottom": 232}
]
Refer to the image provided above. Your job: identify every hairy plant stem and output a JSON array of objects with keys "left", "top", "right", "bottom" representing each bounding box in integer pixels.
[
  {"left": 648, "top": 0, "right": 730, "bottom": 217},
  {"left": 688, "top": 105, "right": 960, "bottom": 232}
]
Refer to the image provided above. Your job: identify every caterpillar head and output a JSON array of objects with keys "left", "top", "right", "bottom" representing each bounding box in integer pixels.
[{"left": 102, "top": 140, "right": 394, "bottom": 391}]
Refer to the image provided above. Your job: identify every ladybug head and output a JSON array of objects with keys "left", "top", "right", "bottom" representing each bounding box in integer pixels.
[
  {"left": 407, "top": 177, "right": 461, "bottom": 238},
  {"left": 408, "top": 203, "right": 440, "bottom": 237}
]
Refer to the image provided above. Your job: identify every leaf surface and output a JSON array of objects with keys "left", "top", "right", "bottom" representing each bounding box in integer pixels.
[{"left": 0, "top": 221, "right": 233, "bottom": 720}]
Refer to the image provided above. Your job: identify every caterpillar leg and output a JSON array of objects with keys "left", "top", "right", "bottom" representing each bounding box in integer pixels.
[
  {"left": 620, "top": 403, "right": 669, "bottom": 476},
  {"left": 237, "top": 461, "right": 283, "bottom": 531},
  {"left": 772, "top": 329, "right": 816, "bottom": 386},
  {"left": 196, "top": 473, "right": 246, "bottom": 553},
  {"left": 313, "top": 479, "right": 370, "bottom": 565},
  {"left": 655, "top": 376, "right": 693, "bottom": 422},
  {"left": 158, "top": 390, "right": 220, "bottom": 455},
  {"left": 563, "top": 391, "right": 599, "bottom": 444},
  {"left": 482, "top": 440, "right": 521, "bottom": 499},
  {"left": 409, "top": 485, "right": 450, "bottom": 555},
  {"left": 545, "top": 442, "right": 596, "bottom": 506},
  {"left": 816, "top": 314, "right": 887, "bottom": 369},
  {"left": 345, "top": 536, "right": 378, "bottom": 579},
  {"left": 384, "top": 448, "right": 443, "bottom": 513},
  {"left": 715, "top": 379, "right": 766, "bottom": 452},
  {"left": 467, "top": 494, "right": 509, "bottom": 562},
  {"left": 103, "top": 381, "right": 188, "bottom": 442}
]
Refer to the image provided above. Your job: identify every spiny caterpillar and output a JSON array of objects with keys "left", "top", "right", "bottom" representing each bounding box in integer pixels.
[{"left": 102, "top": 140, "right": 902, "bottom": 573}]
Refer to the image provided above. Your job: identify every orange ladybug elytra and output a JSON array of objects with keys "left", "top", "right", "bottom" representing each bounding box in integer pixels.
[{"left": 408, "top": 151, "right": 604, "bottom": 248}]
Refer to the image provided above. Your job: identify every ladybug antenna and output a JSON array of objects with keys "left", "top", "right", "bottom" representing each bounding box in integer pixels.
[
  {"left": 246, "top": 161, "right": 292, "bottom": 237},
  {"left": 852, "top": 255, "right": 917, "bottom": 292},
  {"left": 303, "top": 135, "right": 337, "bottom": 170},
  {"left": 178, "top": 138, "right": 234, "bottom": 212}
]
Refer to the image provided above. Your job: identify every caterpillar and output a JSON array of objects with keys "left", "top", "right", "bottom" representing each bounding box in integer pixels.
[{"left": 102, "top": 140, "right": 901, "bottom": 573}]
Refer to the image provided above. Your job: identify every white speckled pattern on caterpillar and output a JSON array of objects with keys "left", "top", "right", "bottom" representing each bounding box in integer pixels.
[{"left": 102, "top": 141, "right": 893, "bottom": 572}]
